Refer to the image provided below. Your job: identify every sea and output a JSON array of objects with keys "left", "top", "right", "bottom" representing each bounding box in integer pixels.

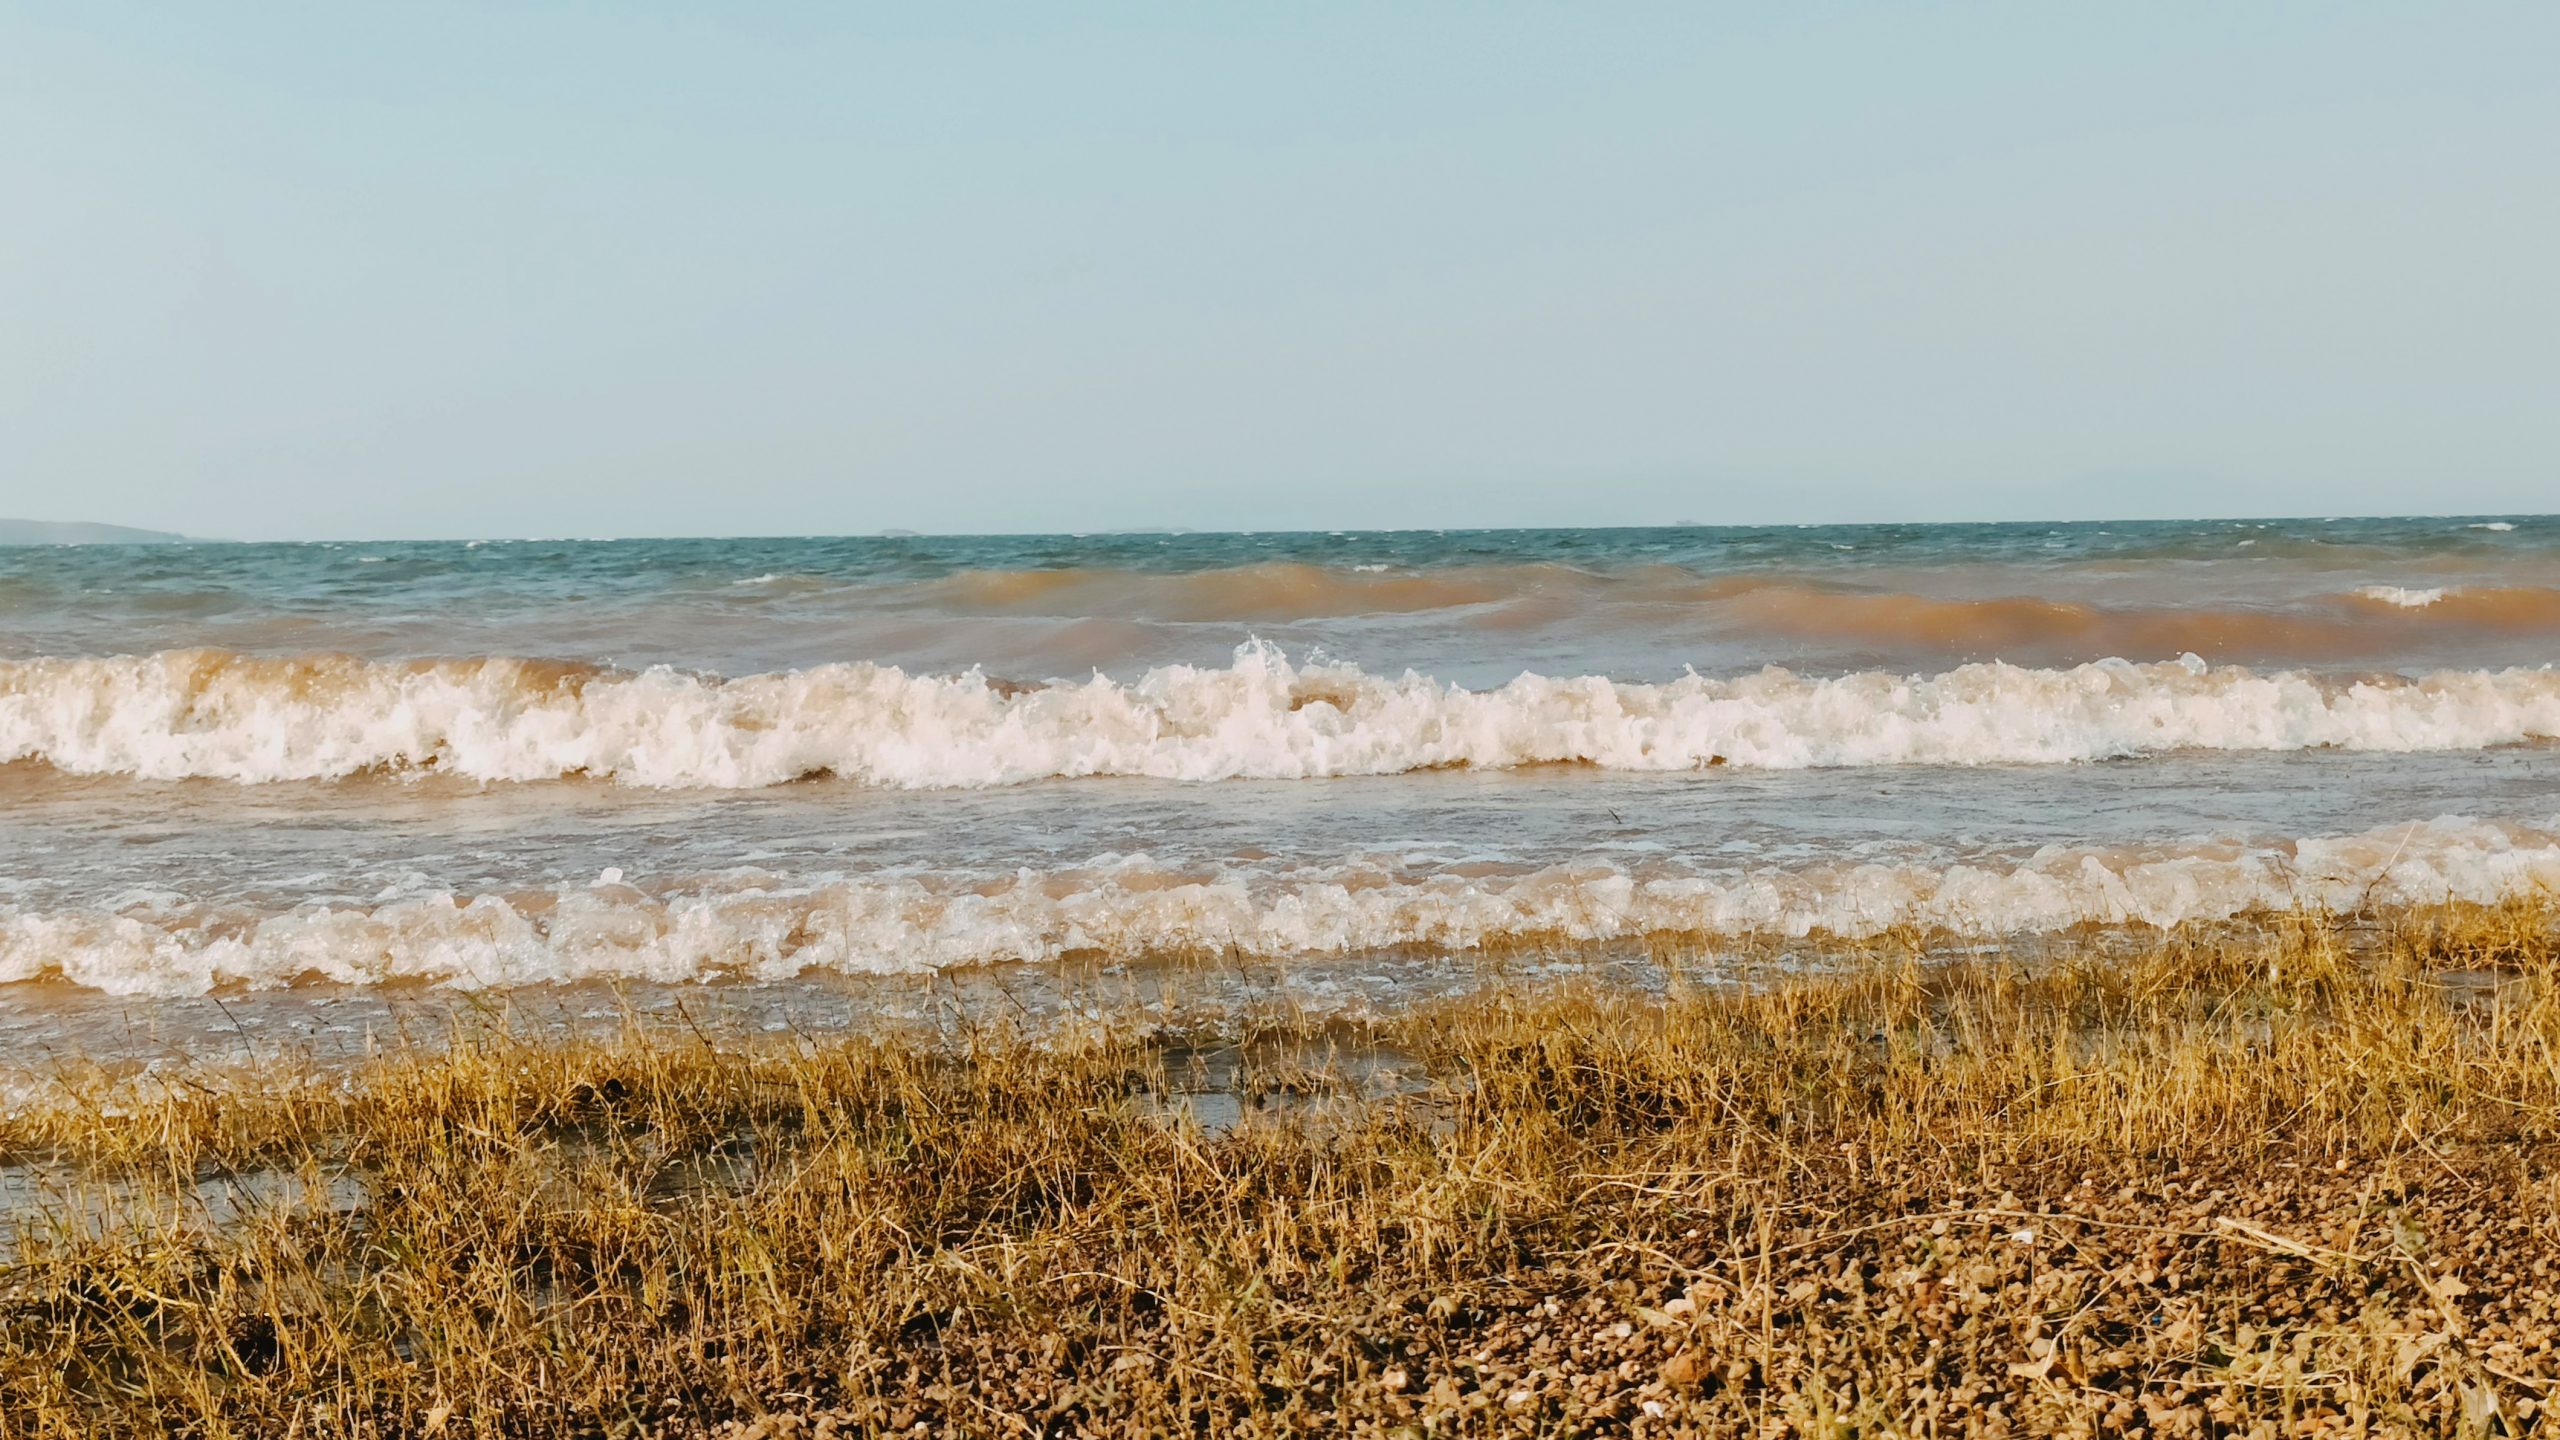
[{"left": 5, "top": 517, "right": 2559, "bottom": 1075}]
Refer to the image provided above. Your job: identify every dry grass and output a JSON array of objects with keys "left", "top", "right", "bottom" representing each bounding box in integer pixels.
[{"left": 6, "top": 904, "right": 2560, "bottom": 1437}]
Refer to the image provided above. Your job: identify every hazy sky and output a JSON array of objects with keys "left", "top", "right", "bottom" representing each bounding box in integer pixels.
[{"left": 3, "top": 4, "right": 2554, "bottom": 540}]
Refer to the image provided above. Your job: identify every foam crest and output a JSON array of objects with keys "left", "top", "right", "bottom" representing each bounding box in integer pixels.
[
  {"left": 4, "top": 645, "right": 2559, "bottom": 789},
  {"left": 6, "top": 819, "right": 2555, "bottom": 996},
  {"left": 2357, "top": 585, "right": 2449, "bottom": 608}
]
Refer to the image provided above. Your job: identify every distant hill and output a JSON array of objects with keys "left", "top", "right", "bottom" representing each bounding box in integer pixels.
[{"left": 0, "top": 518, "right": 191, "bottom": 546}]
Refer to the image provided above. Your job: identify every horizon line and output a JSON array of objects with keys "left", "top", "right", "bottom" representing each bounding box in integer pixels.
[{"left": 11, "top": 510, "right": 2558, "bottom": 547}]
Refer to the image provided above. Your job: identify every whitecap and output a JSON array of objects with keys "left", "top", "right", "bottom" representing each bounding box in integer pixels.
[
  {"left": 6, "top": 817, "right": 2555, "bottom": 996},
  {"left": 5, "top": 643, "right": 2558, "bottom": 790}
]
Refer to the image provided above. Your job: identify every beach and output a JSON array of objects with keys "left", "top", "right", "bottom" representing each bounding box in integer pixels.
[
  {"left": 5, "top": 906, "right": 2558, "bottom": 1435},
  {"left": 11, "top": 0, "right": 2557, "bottom": 1425},
  {"left": 5, "top": 519, "right": 2560, "bottom": 1434}
]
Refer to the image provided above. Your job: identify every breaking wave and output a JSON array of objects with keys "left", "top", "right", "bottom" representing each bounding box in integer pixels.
[
  {"left": 7, "top": 818, "right": 2555, "bottom": 995},
  {"left": 6, "top": 645, "right": 2560, "bottom": 788},
  {"left": 2357, "top": 585, "right": 2449, "bottom": 609}
]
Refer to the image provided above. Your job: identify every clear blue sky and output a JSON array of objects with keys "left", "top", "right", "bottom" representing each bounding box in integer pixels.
[{"left": 3, "top": 3, "right": 2553, "bottom": 539}]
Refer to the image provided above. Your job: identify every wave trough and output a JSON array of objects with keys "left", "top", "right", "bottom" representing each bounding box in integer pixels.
[{"left": 6, "top": 645, "right": 2560, "bottom": 788}]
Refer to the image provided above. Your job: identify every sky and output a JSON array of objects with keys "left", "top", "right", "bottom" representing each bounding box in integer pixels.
[{"left": 2, "top": 3, "right": 2555, "bottom": 540}]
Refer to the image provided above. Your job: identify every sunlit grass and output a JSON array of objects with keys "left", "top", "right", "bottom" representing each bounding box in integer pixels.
[{"left": 5, "top": 902, "right": 2559, "bottom": 1436}]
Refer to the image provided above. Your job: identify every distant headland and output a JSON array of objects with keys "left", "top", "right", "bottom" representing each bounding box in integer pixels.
[{"left": 0, "top": 518, "right": 192, "bottom": 545}]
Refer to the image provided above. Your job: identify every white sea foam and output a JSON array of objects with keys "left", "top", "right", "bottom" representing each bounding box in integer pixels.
[
  {"left": 4, "top": 644, "right": 2558, "bottom": 789},
  {"left": 5, "top": 819, "right": 2554, "bottom": 996},
  {"left": 2358, "top": 585, "right": 2449, "bottom": 608},
  {"left": 2473, "top": 522, "right": 2518, "bottom": 531}
]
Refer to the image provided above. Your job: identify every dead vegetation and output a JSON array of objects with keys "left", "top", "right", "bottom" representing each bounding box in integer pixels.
[{"left": 5, "top": 904, "right": 2560, "bottom": 1437}]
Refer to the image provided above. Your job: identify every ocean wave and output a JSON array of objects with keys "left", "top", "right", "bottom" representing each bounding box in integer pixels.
[
  {"left": 897, "top": 563, "right": 2560, "bottom": 636},
  {"left": 896, "top": 565, "right": 2560, "bottom": 664},
  {"left": 911, "top": 560, "right": 1556, "bottom": 620},
  {"left": 15, "top": 554, "right": 2560, "bottom": 676},
  {"left": 2357, "top": 585, "right": 2449, "bottom": 608},
  {"left": 1712, "top": 584, "right": 2560, "bottom": 655},
  {"left": 5, "top": 644, "right": 2560, "bottom": 788},
  {"left": 6, "top": 819, "right": 2554, "bottom": 995}
]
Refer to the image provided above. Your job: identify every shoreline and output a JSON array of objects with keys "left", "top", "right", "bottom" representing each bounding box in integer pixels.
[
  {"left": 6, "top": 904, "right": 2558, "bottom": 1435},
  {"left": 0, "top": 912, "right": 2375, "bottom": 1097}
]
